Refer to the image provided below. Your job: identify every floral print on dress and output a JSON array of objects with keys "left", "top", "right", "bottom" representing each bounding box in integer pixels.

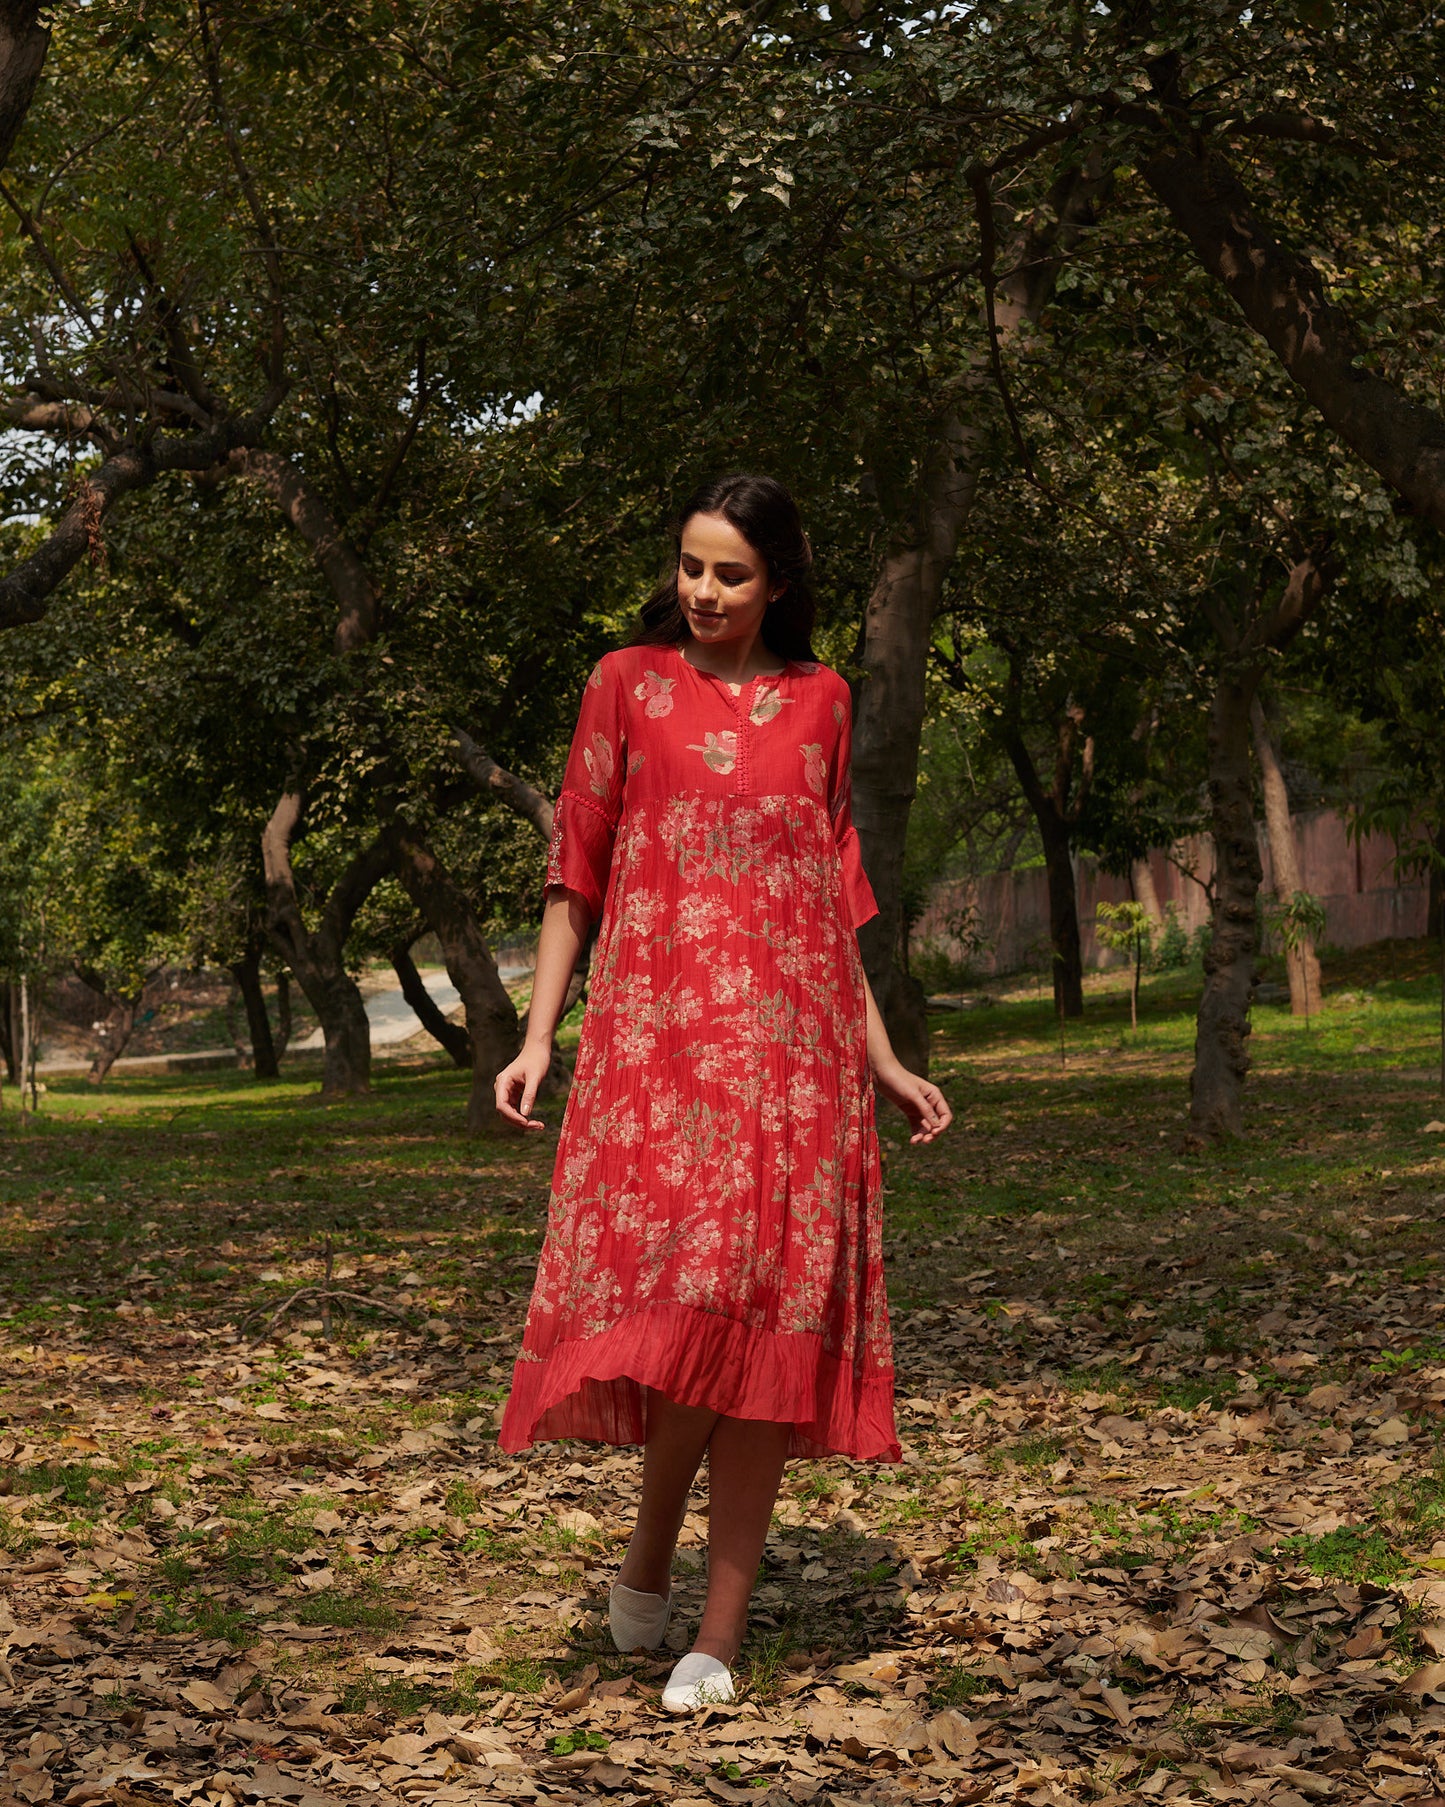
[
  {"left": 584, "top": 731, "right": 615, "bottom": 799},
  {"left": 687, "top": 729, "right": 738, "bottom": 774},
  {"left": 633, "top": 668, "right": 677, "bottom": 718},
  {"left": 504, "top": 645, "right": 893, "bottom": 1465},
  {"left": 749, "top": 684, "right": 793, "bottom": 726}
]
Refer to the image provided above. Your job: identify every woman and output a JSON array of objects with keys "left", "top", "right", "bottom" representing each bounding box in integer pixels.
[{"left": 495, "top": 474, "right": 951, "bottom": 1712}]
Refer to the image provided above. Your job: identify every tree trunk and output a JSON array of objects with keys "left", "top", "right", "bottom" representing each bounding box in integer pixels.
[
  {"left": 0, "top": 5, "right": 48, "bottom": 175},
  {"left": 0, "top": 981, "right": 16, "bottom": 1082},
  {"left": 1189, "top": 671, "right": 1264, "bottom": 1142},
  {"left": 229, "top": 937, "right": 280, "bottom": 1079},
  {"left": 997, "top": 701, "right": 1090, "bottom": 1020},
  {"left": 1131, "top": 855, "right": 1163, "bottom": 926},
  {"left": 1039, "top": 816, "right": 1085, "bottom": 1019},
  {"left": 261, "top": 792, "right": 389, "bottom": 1098},
  {"left": 1250, "top": 696, "right": 1322, "bottom": 1017},
  {"left": 853, "top": 413, "right": 976, "bottom": 1075},
  {"left": 18, "top": 972, "right": 33, "bottom": 1111},
  {"left": 391, "top": 932, "right": 472, "bottom": 1068},
  {"left": 1428, "top": 822, "right": 1445, "bottom": 943},
  {"left": 851, "top": 158, "right": 1113, "bottom": 1072},
  {"left": 273, "top": 969, "right": 292, "bottom": 1059},
  {"left": 386, "top": 824, "right": 521, "bottom": 1133},
  {"left": 75, "top": 966, "right": 150, "bottom": 1087}
]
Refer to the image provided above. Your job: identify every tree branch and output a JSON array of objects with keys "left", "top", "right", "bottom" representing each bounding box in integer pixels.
[
  {"left": 125, "top": 227, "right": 228, "bottom": 420},
  {"left": 228, "top": 448, "right": 379, "bottom": 652},
  {"left": 1139, "top": 133, "right": 1445, "bottom": 533},
  {"left": 361, "top": 340, "right": 430, "bottom": 542},
  {"left": 452, "top": 728, "right": 554, "bottom": 841},
  {"left": 197, "top": 0, "right": 285, "bottom": 385},
  {"left": 0, "top": 379, "right": 289, "bottom": 631}
]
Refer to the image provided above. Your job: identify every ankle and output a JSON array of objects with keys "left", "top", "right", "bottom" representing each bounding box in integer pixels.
[
  {"left": 690, "top": 1631, "right": 740, "bottom": 1667},
  {"left": 616, "top": 1557, "right": 672, "bottom": 1598}
]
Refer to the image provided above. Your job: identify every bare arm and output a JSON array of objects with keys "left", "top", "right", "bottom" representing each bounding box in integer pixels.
[
  {"left": 861, "top": 968, "right": 953, "bottom": 1145},
  {"left": 494, "top": 889, "right": 591, "bottom": 1128}
]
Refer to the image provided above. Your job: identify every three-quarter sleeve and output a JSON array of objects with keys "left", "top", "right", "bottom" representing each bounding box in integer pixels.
[
  {"left": 545, "top": 658, "right": 628, "bottom": 920},
  {"left": 829, "top": 681, "right": 879, "bottom": 930}
]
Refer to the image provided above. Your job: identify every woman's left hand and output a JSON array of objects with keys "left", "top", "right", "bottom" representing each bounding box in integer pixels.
[{"left": 873, "top": 1062, "right": 953, "bottom": 1144}]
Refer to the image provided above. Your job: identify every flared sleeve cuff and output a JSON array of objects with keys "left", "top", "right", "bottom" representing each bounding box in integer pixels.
[
  {"left": 545, "top": 792, "right": 615, "bottom": 922},
  {"left": 837, "top": 823, "right": 879, "bottom": 929}
]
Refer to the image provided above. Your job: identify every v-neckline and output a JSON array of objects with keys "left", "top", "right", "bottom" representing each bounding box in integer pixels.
[{"left": 674, "top": 644, "right": 789, "bottom": 697}]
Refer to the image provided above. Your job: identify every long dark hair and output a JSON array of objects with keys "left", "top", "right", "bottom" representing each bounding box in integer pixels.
[{"left": 634, "top": 473, "right": 817, "bottom": 661}]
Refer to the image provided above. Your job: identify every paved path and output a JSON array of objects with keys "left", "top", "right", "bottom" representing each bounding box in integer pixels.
[
  {"left": 37, "top": 967, "right": 496, "bottom": 1074},
  {"left": 291, "top": 968, "right": 461, "bottom": 1051}
]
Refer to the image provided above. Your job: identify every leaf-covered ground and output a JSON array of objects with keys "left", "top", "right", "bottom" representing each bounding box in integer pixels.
[{"left": 3, "top": 943, "right": 1445, "bottom": 1807}]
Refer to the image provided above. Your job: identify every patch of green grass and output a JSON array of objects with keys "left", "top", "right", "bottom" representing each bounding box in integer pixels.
[
  {"left": 1275, "top": 1525, "right": 1408, "bottom": 1586},
  {"left": 445, "top": 1479, "right": 480, "bottom": 1517},
  {"left": 340, "top": 1670, "right": 448, "bottom": 1717},
  {"left": 216, "top": 1501, "right": 313, "bottom": 1583},
  {"left": 150, "top": 1591, "right": 257, "bottom": 1646},
  {"left": 1088, "top": 1499, "right": 1131, "bottom": 1540},
  {"left": 1141, "top": 1501, "right": 1260, "bottom": 1550},
  {"left": 157, "top": 1554, "right": 196, "bottom": 1588},
  {"left": 1155, "top": 1373, "right": 1238, "bottom": 1411},
  {"left": 1372, "top": 1340, "right": 1445, "bottom": 1374},
  {"left": 0, "top": 1460, "right": 110, "bottom": 1509},
  {"left": 493, "top": 1655, "right": 550, "bottom": 1693},
  {"left": 740, "top": 1624, "right": 797, "bottom": 1703},
  {"left": 1005, "top": 1431, "right": 1065, "bottom": 1470},
  {"left": 0, "top": 1509, "right": 35, "bottom": 1557},
  {"left": 950, "top": 1521, "right": 1039, "bottom": 1575},
  {"left": 929, "top": 1663, "right": 997, "bottom": 1708},
  {"left": 1061, "top": 1362, "right": 1134, "bottom": 1398},
  {"left": 1220, "top": 1685, "right": 1302, "bottom": 1736},
  {"left": 1389, "top": 1454, "right": 1445, "bottom": 1545},
  {"left": 293, "top": 1587, "right": 401, "bottom": 1631},
  {"left": 1086, "top": 1546, "right": 1154, "bottom": 1573}
]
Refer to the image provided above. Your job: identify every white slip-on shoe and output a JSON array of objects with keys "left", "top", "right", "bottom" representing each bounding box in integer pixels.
[
  {"left": 608, "top": 1582, "right": 672, "bottom": 1652},
  {"left": 661, "top": 1651, "right": 735, "bottom": 1713}
]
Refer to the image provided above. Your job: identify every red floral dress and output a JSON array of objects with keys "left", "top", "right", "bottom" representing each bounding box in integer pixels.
[{"left": 498, "top": 643, "right": 899, "bottom": 1462}]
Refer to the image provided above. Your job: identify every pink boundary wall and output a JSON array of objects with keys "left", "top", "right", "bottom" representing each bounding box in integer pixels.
[{"left": 912, "top": 809, "right": 1429, "bottom": 979}]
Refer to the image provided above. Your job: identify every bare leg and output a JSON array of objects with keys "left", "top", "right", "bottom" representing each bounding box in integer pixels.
[
  {"left": 616, "top": 1390, "right": 718, "bottom": 1597},
  {"left": 692, "top": 1415, "right": 791, "bottom": 1665}
]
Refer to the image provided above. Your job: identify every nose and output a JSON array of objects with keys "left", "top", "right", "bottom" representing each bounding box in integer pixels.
[{"left": 692, "top": 567, "right": 718, "bottom": 605}]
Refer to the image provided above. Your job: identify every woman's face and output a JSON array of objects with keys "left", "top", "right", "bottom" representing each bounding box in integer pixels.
[{"left": 677, "top": 511, "right": 778, "bottom": 647}]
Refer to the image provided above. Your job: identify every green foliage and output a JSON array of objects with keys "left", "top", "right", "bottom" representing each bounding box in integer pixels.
[
  {"left": 1274, "top": 1527, "right": 1409, "bottom": 1586},
  {"left": 930, "top": 1664, "right": 997, "bottom": 1708},
  {"left": 1262, "top": 891, "right": 1329, "bottom": 959},
  {"left": 1095, "top": 902, "right": 1153, "bottom": 960},
  {"left": 549, "top": 1731, "right": 608, "bottom": 1756},
  {"left": 294, "top": 1587, "right": 402, "bottom": 1632},
  {"left": 1149, "top": 906, "right": 1193, "bottom": 973}
]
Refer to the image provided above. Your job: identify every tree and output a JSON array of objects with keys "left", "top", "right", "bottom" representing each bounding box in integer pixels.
[
  {"left": 1095, "top": 900, "right": 1152, "bottom": 1031},
  {"left": 1251, "top": 693, "right": 1323, "bottom": 1017}
]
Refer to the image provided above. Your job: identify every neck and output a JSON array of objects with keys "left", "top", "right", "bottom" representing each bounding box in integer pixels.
[{"left": 680, "top": 628, "right": 783, "bottom": 686}]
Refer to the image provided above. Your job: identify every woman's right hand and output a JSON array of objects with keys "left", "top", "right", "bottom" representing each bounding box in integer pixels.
[{"left": 495, "top": 1039, "right": 555, "bottom": 1130}]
